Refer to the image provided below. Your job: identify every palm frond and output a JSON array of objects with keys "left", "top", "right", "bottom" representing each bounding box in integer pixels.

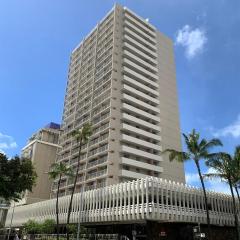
[
  {"left": 203, "top": 138, "right": 223, "bottom": 151},
  {"left": 162, "top": 149, "right": 190, "bottom": 162}
]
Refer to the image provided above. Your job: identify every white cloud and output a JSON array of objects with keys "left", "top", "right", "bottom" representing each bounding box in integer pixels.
[
  {"left": 175, "top": 25, "right": 207, "bottom": 59},
  {"left": 186, "top": 169, "right": 230, "bottom": 194},
  {"left": 211, "top": 114, "right": 240, "bottom": 138},
  {"left": 0, "top": 132, "right": 17, "bottom": 153},
  {"left": 186, "top": 172, "right": 199, "bottom": 185},
  {"left": 205, "top": 168, "right": 230, "bottom": 194}
]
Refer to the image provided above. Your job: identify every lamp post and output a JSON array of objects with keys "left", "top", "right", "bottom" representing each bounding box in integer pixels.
[{"left": 7, "top": 202, "right": 15, "bottom": 240}]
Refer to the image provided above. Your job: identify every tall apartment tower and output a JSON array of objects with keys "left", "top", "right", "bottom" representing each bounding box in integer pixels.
[{"left": 54, "top": 4, "right": 185, "bottom": 197}]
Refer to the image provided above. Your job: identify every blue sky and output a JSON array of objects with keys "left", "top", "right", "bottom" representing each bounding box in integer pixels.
[{"left": 0, "top": 0, "right": 240, "bottom": 193}]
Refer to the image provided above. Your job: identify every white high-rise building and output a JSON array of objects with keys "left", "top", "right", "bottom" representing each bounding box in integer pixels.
[{"left": 53, "top": 4, "right": 185, "bottom": 197}]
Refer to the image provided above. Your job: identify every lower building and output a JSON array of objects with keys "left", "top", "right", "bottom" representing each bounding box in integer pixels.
[
  {"left": 19, "top": 122, "right": 61, "bottom": 205},
  {"left": 5, "top": 177, "right": 237, "bottom": 233}
]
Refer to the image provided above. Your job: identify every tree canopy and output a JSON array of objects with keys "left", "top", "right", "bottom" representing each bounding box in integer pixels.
[{"left": 0, "top": 153, "right": 37, "bottom": 201}]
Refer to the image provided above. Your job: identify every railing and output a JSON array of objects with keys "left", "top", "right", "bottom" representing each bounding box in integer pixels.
[{"left": 86, "top": 169, "right": 107, "bottom": 180}]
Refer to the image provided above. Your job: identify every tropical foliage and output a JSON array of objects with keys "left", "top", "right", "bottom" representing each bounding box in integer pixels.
[
  {"left": 0, "top": 153, "right": 37, "bottom": 201},
  {"left": 66, "top": 123, "right": 92, "bottom": 240},
  {"left": 205, "top": 147, "right": 240, "bottom": 240},
  {"left": 48, "top": 162, "right": 73, "bottom": 240},
  {"left": 162, "top": 129, "right": 222, "bottom": 240},
  {"left": 23, "top": 219, "right": 56, "bottom": 234}
]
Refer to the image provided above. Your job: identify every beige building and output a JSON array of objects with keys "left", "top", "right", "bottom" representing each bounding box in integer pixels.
[
  {"left": 21, "top": 123, "right": 61, "bottom": 204},
  {"left": 54, "top": 4, "right": 185, "bottom": 197}
]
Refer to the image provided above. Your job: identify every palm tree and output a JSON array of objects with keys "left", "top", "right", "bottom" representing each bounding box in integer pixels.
[
  {"left": 205, "top": 151, "right": 240, "bottom": 240},
  {"left": 48, "top": 162, "right": 73, "bottom": 240},
  {"left": 66, "top": 123, "right": 92, "bottom": 240},
  {"left": 231, "top": 146, "right": 240, "bottom": 206},
  {"left": 162, "top": 129, "right": 222, "bottom": 240}
]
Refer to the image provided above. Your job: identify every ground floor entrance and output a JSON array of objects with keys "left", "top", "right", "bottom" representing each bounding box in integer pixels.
[{"left": 84, "top": 221, "right": 236, "bottom": 240}]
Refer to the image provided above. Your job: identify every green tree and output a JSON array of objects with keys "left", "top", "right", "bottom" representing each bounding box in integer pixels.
[
  {"left": 23, "top": 220, "right": 41, "bottom": 234},
  {"left": 231, "top": 146, "right": 240, "bottom": 205},
  {"left": 162, "top": 129, "right": 222, "bottom": 240},
  {"left": 66, "top": 123, "right": 92, "bottom": 240},
  {"left": 48, "top": 162, "right": 73, "bottom": 240},
  {"left": 41, "top": 219, "right": 56, "bottom": 234},
  {"left": 206, "top": 151, "right": 240, "bottom": 240},
  {"left": 0, "top": 153, "right": 37, "bottom": 201}
]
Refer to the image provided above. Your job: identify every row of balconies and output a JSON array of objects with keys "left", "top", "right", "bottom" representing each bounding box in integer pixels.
[
  {"left": 122, "top": 103, "right": 159, "bottom": 124},
  {"left": 92, "top": 90, "right": 111, "bottom": 107},
  {"left": 124, "top": 20, "right": 156, "bottom": 45},
  {"left": 123, "top": 75, "right": 158, "bottom": 97},
  {"left": 97, "top": 31, "right": 113, "bottom": 50},
  {"left": 96, "top": 38, "right": 113, "bottom": 56},
  {"left": 92, "top": 122, "right": 110, "bottom": 136},
  {"left": 121, "top": 157, "right": 162, "bottom": 173},
  {"left": 124, "top": 9, "right": 155, "bottom": 36},
  {"left": 123, "top": 58, "right": 158, "bottom": 81},
  {"left": 123, "top": 83, "right": 159, "bottom": 105},
  {"left": 123, "top": 50, "right": 158, "bottom": 74},
  {"left": 121, "top": 145, "right": 161, "bottom": 162},
  {"left": 123, "top": 93, "right": 160, "bottom": 114},
  {"left": 88, "top": 143, "right": 108, "bottom": 158},
  {"left": 87, "top": 155, "right": 108, "bottom": 168},
  {"left": 95, "top": 63, "right": 112, "bottom": 80},
  {"left": 95, "top": 55, "right": 112, "bottom": 74},
  {"left": 122, "top": 123, "right": 160, "bottom": 141},
  {"left": 92, "top": 101, "right": 110, "bottom": 117},
  {"left": 123, "top": 66, "right": 158, "bottom": 89},
  {"left": 95, "top": 67, "right": 112, "bottom": 83},
  {"left": 89, "top": 132, "right": 109, "bottom": 147},
  {"left": 93, "top": 81, "right": 111, "bottom": 97},
  {"left": 123, "top": 41, "right": 157, "bottom": 67},
  {"left": 98, "top": 12, "right": 114, "bottom": 32},
  {"left": 86, "top": 168, "right": 107, "bottom": 180},
  {"left": 124, "top": 34, "right": 157, "bottom": 59},
  {"left": 96, "top": 44, "right": 112, "bottom": 62},
  {"left": 121, "top": 133, "right": 160, "bottom": 151},
  {"left": 122, "top": 112, "right": 160, "bottom": 132},
  {"left": 92, "top": 111, "right": 110, "bottom": 126}
]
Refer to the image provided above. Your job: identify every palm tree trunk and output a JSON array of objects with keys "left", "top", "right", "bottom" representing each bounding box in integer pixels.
[
  {"left": 195, "top": 160, "right": 212, "bottom": 240},
  {"left": 229, "top": 179, "right": 240, "bottom": 240},
  {"left": 56, "top": 174, "right": 62, "bottom": 240},
  {"left": 66, "top": 138, "right": 82, "bottom": 240},
  {"left": 234, "top": 186, "right": 240, "bottom": 211}
]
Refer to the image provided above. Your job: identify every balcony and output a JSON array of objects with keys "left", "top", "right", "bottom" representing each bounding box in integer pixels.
[
  {"left": 123, "top": 50, "right": 158, "bottom": 73},
  {"left": 122, "top": 103, "right": 159, "bottom": 122},
  {"left": 120, "top": 169, "right": 152, "bottom": 179},
  {"left": 86, "top": 168, "right": 107, "bottom": 180},
  {"left": 123, "top": 58, "right": 158, "bottom": 81},
  {"left": 123, "top": 66, "right": 158, "bottom": 89},
  {"left": 123, "top": 42, "right": 157, "bottom": 66},
  {"left": 124, "top": 21, "right": 156, "bottom": 45},
  {"left": 87, "top": 155, "right": 108, "bottom": 168},
  {"left": 121, "top": 134, "right": 161, "bottom": 151},
  {"left": 121, "top": 145, "right": 162, "bottom": 162},
  {"left": 122, "top": 123, "right": 161, "bottom": 141},
  {"left": 123, "top": 35, "right": 157, "bottom": 59},
  {"left": 123, "top": 84, "right": 159, "bottom": 105},
  {"left": 124, "top": 11, "right": 156, "bottom": 37},
  {"left": 123, "top": 75, "right": 159, "bottom": 97},
  {"left": 121, "top": 157, "right": 163, "bottom": 173},
  {"left": 123, "top": 93, "right": 160, "bottom": 114},
  {"left": 122, "top": 113, "right": 160, "bottom": 131}
]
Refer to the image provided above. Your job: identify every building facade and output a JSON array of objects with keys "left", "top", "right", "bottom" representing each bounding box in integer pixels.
[
  {"left": 54, "top": 4, "right": 185, "bottom": 198},
  {"left": 20, "top": 122, "right": 61, "bottom": 204},
  {"left": 5, "top": 177, "right": 236, "bottom": 227}
]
